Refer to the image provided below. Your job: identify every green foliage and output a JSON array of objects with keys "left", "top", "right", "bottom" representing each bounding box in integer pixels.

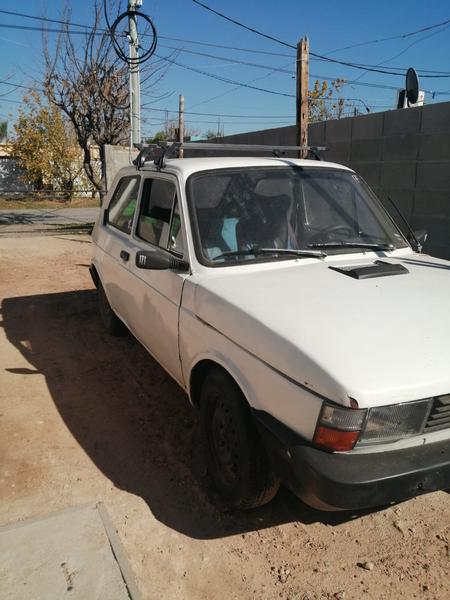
[
  {"left": 10, "top": 92, "right": 90, "bottom": 198},
  {"left": 309, "top": 79, "right": 347, "bottom": 123},
  {"left": 150, "top": 130, "right": 168, "bottom": 143},
  {"left": 0, "top": 121, "right": 7, "bottom": 139}
]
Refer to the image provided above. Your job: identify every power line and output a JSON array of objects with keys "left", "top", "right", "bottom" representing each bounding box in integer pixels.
[
  {"left": 0, "top": 80, "right": 42, "bottom": 92},
  {"left": 0, "top": 8, "right": 94, "bottom": 30},
  {"left": 160, "top": 43, "right": 294, "bottom": 74},
  {"left": 0, "top": 6, "right": 448, "bottom": 77},
  {"left": 159, "top": 35, "right": 293, "bottom": 58},
  {"left": 141, "top": 116, "right": 294, "bottom": 125},
  {"left": 0, "top": 22, "right": 94, "bottom": 36},
  {"left": 0, "top": 97, "right": 25, "bottom": 105},
  {"left": 191, "top": 0, "right": 295, "bottom": 50},
  {"left": 143, "top": 107, "right": 296, "bottom": 118},
  {"left": 151, "top": 53, "right": 450, "bottom": 96},
  {"left": 141, "top": 97, "right": 392, "bottom": 121},
  {"left": 326, "top": 17, "right": 450, "bottom": 54},
  {"left": 190, "top": 1, "right": 450, "bottom": 77},
  {"left": 155, "top": 45, "right": 450, "bottom": 92},
  {"left": 0, "top": 7, "right": 297, "bottom": 58},
  {"left": 340, "top": 23, "right": 450, "bottom": 91},
  {"left": 310, "top": 47, "right": 450, "bottom": 78},
  {"left": 1, "top": 17, "right": 444, "bottom": 91},
  {"left": 153, "top": 53, "right": 296, "bottom": 97}
]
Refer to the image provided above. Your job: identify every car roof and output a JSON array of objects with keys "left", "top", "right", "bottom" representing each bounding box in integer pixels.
[{"left": 116, "top": 156, "right": 354, "bottom": 180}]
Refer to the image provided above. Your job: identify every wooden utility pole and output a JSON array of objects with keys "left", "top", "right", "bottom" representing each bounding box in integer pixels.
[
  {"left": 178, "top": 94, "right": 185, "bottom": 158},
  {"left": 296, "top": 37, "right": 309, "bottom": 159}
]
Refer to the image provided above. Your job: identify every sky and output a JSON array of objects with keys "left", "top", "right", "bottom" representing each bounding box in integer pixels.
[{"left": 0, "top": 0, "right": 449, "bottom": 138}]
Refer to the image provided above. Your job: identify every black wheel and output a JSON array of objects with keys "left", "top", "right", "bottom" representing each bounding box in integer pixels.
[
  {"left": 98, "top": 281, "right": 126, "bottom": 336},
  {"left": 200, "top": 368, "right": 280, "bottom": 509}
]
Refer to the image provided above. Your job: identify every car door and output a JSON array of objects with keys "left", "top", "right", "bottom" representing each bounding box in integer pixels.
[
  {"left": 99, "top": 174, "right": 141, "bottom": 327},
  {"left": 124, "top": 175, "right": 189, "bottom": 385}
]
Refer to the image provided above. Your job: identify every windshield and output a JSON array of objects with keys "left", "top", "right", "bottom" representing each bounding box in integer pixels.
[{"left": 187, "top": 166, "right": 408, "bottom": 265}]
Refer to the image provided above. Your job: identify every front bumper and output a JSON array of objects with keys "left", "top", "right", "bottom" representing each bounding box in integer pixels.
[{"left": 253, "top": 410, "right": 450, "bottom": 511}]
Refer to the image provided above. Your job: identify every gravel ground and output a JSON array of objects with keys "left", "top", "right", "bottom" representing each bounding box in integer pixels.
[{"left": 0, "top": 234, "right": 449, "bottom": 600}]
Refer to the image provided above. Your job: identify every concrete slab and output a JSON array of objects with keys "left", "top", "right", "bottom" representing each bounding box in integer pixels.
[{"left": 0, "top": 504, "right": 141, "bottom": 600}]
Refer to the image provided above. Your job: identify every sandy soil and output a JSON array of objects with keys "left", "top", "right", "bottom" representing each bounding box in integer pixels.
[{"left": 0, "top": 234, "right": 449, "bottom": 600}]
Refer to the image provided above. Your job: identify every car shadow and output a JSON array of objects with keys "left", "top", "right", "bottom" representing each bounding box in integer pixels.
[{"left": 1, "top": 289, "right": 381, "bottom": 539}]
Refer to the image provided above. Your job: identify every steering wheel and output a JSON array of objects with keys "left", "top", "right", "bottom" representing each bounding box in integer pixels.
[{"left": 309, "top": 224, "right": 354, "bottom": 244}]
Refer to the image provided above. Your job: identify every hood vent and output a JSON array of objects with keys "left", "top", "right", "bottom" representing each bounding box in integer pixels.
[{"left": 329, "top": 260, "right": 409, "bottom": 280}]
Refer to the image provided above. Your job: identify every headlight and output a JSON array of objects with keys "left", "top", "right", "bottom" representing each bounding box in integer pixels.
[
  {"left": 314, "top": 399, "right": 434, "bottom": 451},
  {"left": 314, "top": 403, "right": 367, "bottom": 451},
  {"left": 358, "top": 399, "right": 433, "bottom": 445}
]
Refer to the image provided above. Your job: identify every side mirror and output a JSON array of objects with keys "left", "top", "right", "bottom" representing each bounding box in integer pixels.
[
  {"left": 413, "top": 229, "right": 428, "bottom": 245},
  {"left": 136, "top": 250, "right": 189, "bottom": 272},
  {"left": 408, "top": 229, "right": 428, "bottom": 252}
]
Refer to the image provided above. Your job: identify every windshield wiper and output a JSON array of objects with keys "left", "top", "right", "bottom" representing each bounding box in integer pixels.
[
  {"left": 307, "top": 242, "right": 395, "bottom": 251},
  {"left": 212, "top": 247, "right": 327, "bottom": 261}
]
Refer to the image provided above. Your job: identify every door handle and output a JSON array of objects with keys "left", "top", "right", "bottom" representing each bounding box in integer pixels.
[{"left": 120, "top": 250, "right": 130, "bottom": 262}]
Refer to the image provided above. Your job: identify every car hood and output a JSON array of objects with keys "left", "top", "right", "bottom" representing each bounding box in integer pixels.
[{"left": 193, "top": 252, "right": 450, "bottom": 408}]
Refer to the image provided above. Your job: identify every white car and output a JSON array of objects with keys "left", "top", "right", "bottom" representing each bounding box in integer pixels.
[{"left": 91, "top": 144, "right": 450, "bottom": 511}]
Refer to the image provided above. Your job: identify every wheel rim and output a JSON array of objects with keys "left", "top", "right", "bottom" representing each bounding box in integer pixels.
[{"left": 208, "top": 391, "right": 240, "bottom": 489}]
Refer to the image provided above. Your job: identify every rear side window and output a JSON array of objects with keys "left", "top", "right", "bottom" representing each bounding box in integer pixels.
[
  {"left": 108, "top": 176, "right": 140, "bottom": 234},
  {"left": 137, "top": 178, "right": 176, "bottom": 248}
]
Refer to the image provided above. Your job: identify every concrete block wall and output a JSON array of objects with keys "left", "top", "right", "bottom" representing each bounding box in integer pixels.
[
  {"left": 104, "top": 145, "right": 138, "bottom": 191},
  {"left": 209, "top": 102, "right": 450, "bottom": 259}
]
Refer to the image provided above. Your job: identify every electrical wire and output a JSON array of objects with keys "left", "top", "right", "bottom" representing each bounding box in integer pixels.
[
  {"left": 1, "top": 15, "right": 448, "bottom": 87},
  {"left": 154, "top": 45, "right": 450, "bottom": 93},
  {"left": 190, "top": 1, "right": 450, "bottom": 77},
  {"left": 0, "top": 6, "right": 448, "bottom": 76},
  {"left": 153, "top": 53, "right": 296, "bottom": 97},
  {"left": 142, "top": 107, "right": 296, "bottom": 118},
  {"left": 151, "top": 52, "right": 450, "bottom": 96},
  {"left": 191, "top": 0, "right": 296, "bottom": 49},
  {"left": 103, "top": 0, "right": 157, "bottom": 66},
  {"left": 326, "top": 17, "right": 450, "bottom": 54}
]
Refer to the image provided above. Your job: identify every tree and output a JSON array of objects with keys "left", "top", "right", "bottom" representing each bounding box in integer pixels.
[
  {"left": 0, "top": 121, "right": 7, "bottom": 140},
  {"left": 204, "top": 129, "right": 224, "bottom": 140},
  {"left": 43, "top": 2, "right": 173, "bottom": 199},
  {"left": 309, "top": 79, "right": 347, "bottom": 123},
  {"left": 149, "top": 121, "right": 200, "bottom": 143},
  {"left": 10, "top": 92, "right": 85, "bottom": 198},
  {"left": 150, "top": 130, "right": 169, "bottom": 143},
  {"left": 43, "top": 4, "right": 129, "bottom": 199}
]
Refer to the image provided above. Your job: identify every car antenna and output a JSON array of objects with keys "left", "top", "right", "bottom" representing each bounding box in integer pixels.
[{"left": 386, "top": 196, "right": 423, "bottom": 253}]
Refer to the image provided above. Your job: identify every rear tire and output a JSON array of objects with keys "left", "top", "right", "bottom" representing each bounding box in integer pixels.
[
  {"left": 98, "top": 281, "right": 126, "bottom": 336},
  {"left": 200, "top": 368, "right": 280, "bottom": 510}
]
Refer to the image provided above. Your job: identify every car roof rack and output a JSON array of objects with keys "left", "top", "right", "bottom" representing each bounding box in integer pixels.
[{"left": 133, "top": 141, "right": 327, "bottom": 171}]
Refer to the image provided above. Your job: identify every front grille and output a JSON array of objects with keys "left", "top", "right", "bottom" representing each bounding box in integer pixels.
[{"left": 424, "top": 395, "right": 450, "bottom": 433}]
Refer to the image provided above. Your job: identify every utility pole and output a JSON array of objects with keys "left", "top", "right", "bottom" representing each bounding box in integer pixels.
[
  {"left": 164, "top": 109, "right": 169, "bottom": 138},
  {"left": 128, "top": 0, "right": 141, "bottom": 147},
  {"left": 178, "top": 94, "right": 184, "bottom": 158},
  {"left": 296, "top": 36, "right": 309, "bottom": 159}
]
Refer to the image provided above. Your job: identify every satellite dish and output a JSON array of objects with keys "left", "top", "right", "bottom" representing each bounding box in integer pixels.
[{"left": 406, "top": 68, "right": 419, "bottom": 105}]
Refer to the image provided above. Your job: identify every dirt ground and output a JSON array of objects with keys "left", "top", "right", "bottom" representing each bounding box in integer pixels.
[{"left": 0, "top": 234, "right": 449, "bottom": 600}]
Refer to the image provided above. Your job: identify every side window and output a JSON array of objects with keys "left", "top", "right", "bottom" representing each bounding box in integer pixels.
[
  {"left": 108, "top": 176, "right": 140, "bottom": 234},
  {"left": 137, "top": 178, "right": 178, "bottom": 249},
  {"left": 168, "top": 199, "right": 185, "bottom": 255}
]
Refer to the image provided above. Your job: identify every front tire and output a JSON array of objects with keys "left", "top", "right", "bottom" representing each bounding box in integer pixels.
[
  {"left": 98, "top": 281, "right": 125, "bottom": 336},
  {"left": 200, "top": 368, "right": 279, "bottom": 509}
]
